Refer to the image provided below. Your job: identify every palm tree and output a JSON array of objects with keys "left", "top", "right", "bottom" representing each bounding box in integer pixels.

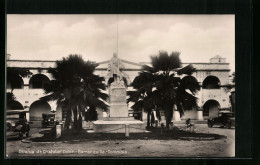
[
  {"left": 128, "top": 51, "right": 200, "bottom": 128},
  {"left": 127, "top": 84, "right": 162, "bottom": 127},
  {"left": 41, "top": 55, "right": 108, "bottom": 130}
]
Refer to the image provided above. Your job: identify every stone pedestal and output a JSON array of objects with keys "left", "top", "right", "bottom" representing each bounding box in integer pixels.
[
  {"left": 93, "top": 81, "right": 145, "bottom": 133},
  {"left": 109, "top": 104, "right": 128, "bottom": 117},
  {"left": 109, "top": 85, "right": 128, "bottom": 117}
]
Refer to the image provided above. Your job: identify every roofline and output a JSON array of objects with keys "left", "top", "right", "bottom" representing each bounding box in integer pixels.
[
  {"left": 6, "top": 60, "right": 230, "bottom": 65},
  {"left": 6, "top": 66, "right": 230, "bottom": 72},
  {"left": 121, "top": 59, "right": 143, "bottom": 66},
  {"left": 96, "top": 68, "right": 141, "bottom": 71},
  {"left": 141, "top": 62, "right": 230, "bottom": 65},
  {"left": 184, "top": 62, "right": 230, "bottom": 65},
  {"left": 97, "top": 60, "right": 110, "bottom": 65},
  {"left": 196, "top": 69, "right": 231, "bottom": 72}
]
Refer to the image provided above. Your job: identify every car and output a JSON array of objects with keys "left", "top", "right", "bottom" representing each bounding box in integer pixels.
[
  {"left": 128, "top": 112, "right": 142, "bottom": 120},
  {"left": 41, "top": 113, "right": 58, "bottom": 128},
  {"left": 6, "top": 110, "right": 30, "bottom": 139},
  {"left": 207, "top": 111, "right": 235, "bottom": 128}
]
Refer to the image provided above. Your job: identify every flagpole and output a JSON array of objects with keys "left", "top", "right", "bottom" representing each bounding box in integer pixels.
[{"left": 117, "top": 14, "right": 118, "bottom": 56}]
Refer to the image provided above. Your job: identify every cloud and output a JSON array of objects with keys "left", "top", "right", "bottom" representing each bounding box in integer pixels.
[{"left": 7, "top": 14, "right": 235, "bottom": 71}]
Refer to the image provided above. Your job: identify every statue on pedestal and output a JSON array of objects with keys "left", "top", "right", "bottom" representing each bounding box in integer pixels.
[
  {"left": 107, "top": 53, "right": 129, "bottom": 87},
  {"left": 92, "top": 53, "right": 145, "bottom": 132}
]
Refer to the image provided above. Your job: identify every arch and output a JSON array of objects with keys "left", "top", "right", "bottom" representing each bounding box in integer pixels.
[
  {"left": 202, "top": 76, "right": 221, "bottom": 89},
  {"left": 29, "top": 100, "right": 51, "bottom": 121},
  {"left": 7, "top": 75, "right": 24, "bottom": 89},
  {"left": 7, "top": 100, "right": 24, "bottom": 110},
  {"left": 202, "top": 99, "right": 220, "bottom": 118},
  {"left": 29, "top": 74, "right": 50, "bottom": 89}
]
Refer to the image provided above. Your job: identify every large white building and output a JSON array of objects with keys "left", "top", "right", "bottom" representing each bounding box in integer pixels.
[{"left": 6, "top": 54, "right": 232, "bottom": 122}]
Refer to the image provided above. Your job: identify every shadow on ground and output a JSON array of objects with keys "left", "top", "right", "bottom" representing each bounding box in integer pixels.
[
  {"left": 30, "top": 126, "right": 226, "bottom": 142},
  {"left": 6, "top": 136, "right": 21, "bottom": 141}
]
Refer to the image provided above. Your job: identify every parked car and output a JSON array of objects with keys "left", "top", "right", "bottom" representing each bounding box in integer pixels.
[
  {"left": 6, "top": 110, "right": 30, "bottom": 139},
  {"left": 207, "top": 111, "right": 235, "bottom": 128},
  {"left": 129, "top": 112, "right": 142, "bottom": 120},
  {"left": 41, "top": 113, "right": 58, "bottom": 128}
]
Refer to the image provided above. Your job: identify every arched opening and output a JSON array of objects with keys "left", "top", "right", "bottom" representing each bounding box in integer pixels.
[
  {"left": 202, "top": 76, "right": 221, "bottom": 89},
  {"left": 7, "top": 100, "right": 24, "bottom": 110},
  {"left": 29, "top": 100, "right": 51, "bottom": 121},
  {"left": 203, "top": 100, "right": 220, "bottom": 118},
  {"left": 29, "top": 74, "right": 50, "bottom": 89},
  {"left": 7, "top": 75, "right": 24, "bottom": 89}
]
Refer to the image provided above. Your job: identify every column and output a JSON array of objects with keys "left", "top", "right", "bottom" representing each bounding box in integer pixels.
[
  {"left": 172, "top": 105, "right": 181, "bottom": 121},
  {"left": 56, "top": 105, "right": 63, "bottom": 121},
  {"left": 197, "top": 109, "right": 204, "bottom": 120}
]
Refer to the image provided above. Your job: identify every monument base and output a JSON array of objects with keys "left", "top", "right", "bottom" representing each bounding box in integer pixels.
[
  {"left": 109, "top": 104, "right": 128, "bottom": 117},
  {"left": 93, "top": 119, "right": 146, "bottom": 133},
  {"left": 103, "top": 117, "right": 136, "bottom": 121}
]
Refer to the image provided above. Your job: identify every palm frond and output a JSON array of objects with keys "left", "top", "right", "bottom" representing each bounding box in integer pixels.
[
  {"left": 177, "top": 64, "right": 196, "bottom": 75},
  {"left": 180, "top": 76, "right": 200, "bottom": 94},
  {"left": 142, "top": 65, "right": 156, "bottom": 73},
  {"left": 151, "top": 51, "right": 181, "bottom": 72}
]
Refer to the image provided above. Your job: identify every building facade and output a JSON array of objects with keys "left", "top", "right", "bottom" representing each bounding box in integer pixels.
[{"left": 6, "top": 55, "right": 232, "bottom": 122}]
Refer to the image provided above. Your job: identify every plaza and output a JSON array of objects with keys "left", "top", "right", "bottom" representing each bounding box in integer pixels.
[
  {"left": 6, "top": 123, "right": 235, "bottom": 157},
  {"left": 6, "top": 54, "right": 233, "bottom": 124}
]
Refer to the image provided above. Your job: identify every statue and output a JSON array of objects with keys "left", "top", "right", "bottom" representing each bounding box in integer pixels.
[
  {"left": 92, "top": 53, "right": 146, "bottom": 133},
  {"left": 107, "top": 53, "right": 128, "bottom": 86}
]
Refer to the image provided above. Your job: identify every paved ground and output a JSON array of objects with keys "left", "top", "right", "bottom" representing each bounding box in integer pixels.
[{"left": 5, "top": 122, "right": 235, "bottom": 158}]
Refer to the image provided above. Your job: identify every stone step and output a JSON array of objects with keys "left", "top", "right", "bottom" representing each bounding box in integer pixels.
[
  {"left": 93, "top": 120, "right": 146, "bottom": 133},
  {"left": 102, "top": 117, "right": 136, "bottom": 121}
]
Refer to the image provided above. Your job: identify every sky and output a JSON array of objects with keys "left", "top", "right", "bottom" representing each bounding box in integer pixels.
[{"left": 7, "top": 14, "right": 235, "bottom": 72}]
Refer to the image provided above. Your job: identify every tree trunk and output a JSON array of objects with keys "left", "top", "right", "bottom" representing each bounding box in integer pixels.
[
  {"left": 64, "top": 107, "right": 72, "bottom": 129},
  {"left": 72, "top": 106, "right": 78, "bottom": 130},
  {"left": 77, "top": 108, "right": 83, "bottom": 130},
  {"left": 155, "top": 109, "right": 161, "bottom": 122},
  {"left": 165, "top": 108, "right": 173, "bottom": 129},
  {"left": 147, "top": 111, "right": 151, "bottom": 128}
]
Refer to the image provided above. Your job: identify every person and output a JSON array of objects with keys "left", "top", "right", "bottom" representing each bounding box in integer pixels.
[
  {"left": 186, "top": 118, "right": 195, "bottom": 132},
  {"left": 186, "top": 118, "right": 191, "bottom": 126}
]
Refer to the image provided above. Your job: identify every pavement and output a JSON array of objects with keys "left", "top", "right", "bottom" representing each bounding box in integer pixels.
[{"left": 5, "top": 121, "right": 235, "bottom": 158}]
